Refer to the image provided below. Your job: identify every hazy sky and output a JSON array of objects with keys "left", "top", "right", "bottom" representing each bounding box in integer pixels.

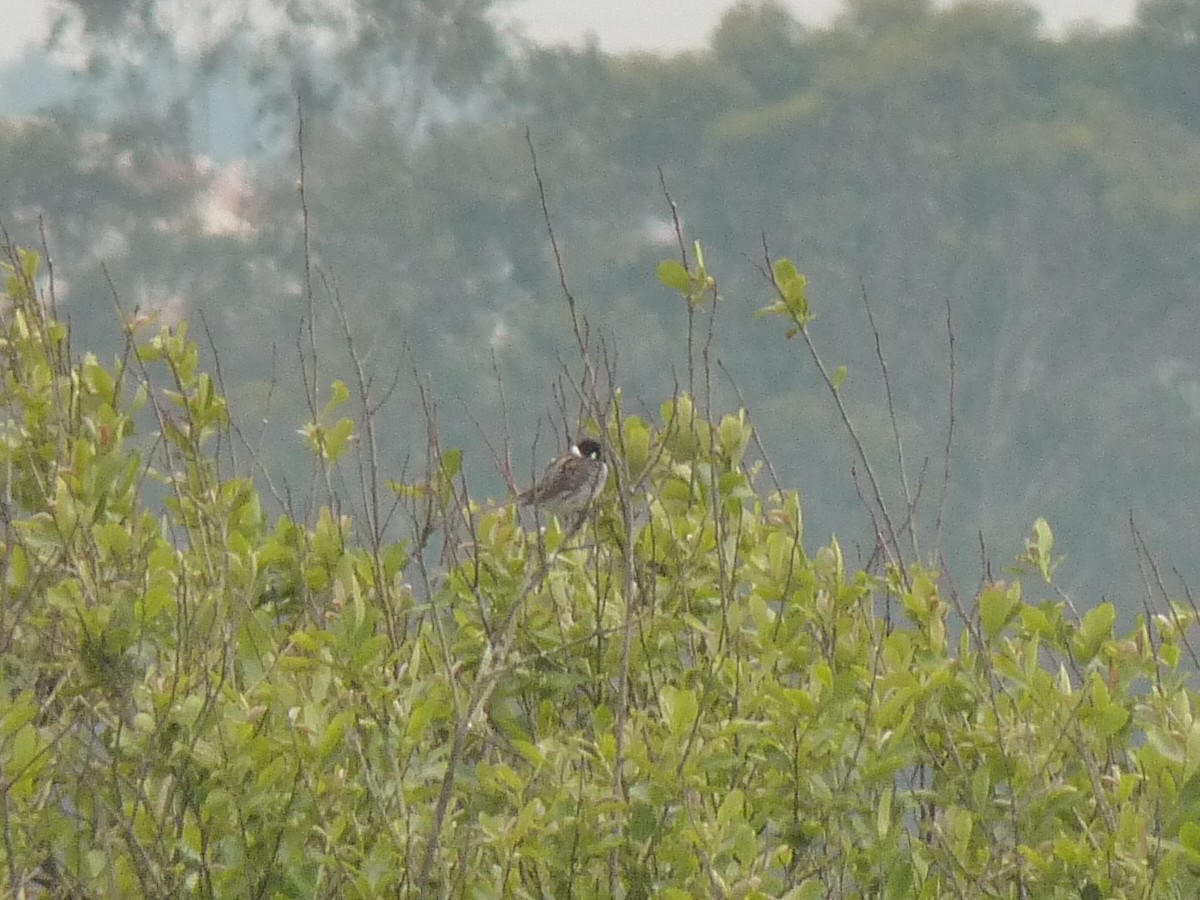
[
  {"left": 4, "top": 0, "right": 1141, "bottom": 64},
  {"left": 504, "top": 0, "right": 1139, "bottom": 52}
]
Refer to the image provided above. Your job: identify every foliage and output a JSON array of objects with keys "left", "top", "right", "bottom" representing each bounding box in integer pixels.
[
  {"left": 44, "top": 0, "right": 507, "bottom": 146},
  {"left": 2, "top": 243, "right": 1199, "bottom": 898},
  {"left": 7, "top": 0, "right": 1200, "bottom": 611}
]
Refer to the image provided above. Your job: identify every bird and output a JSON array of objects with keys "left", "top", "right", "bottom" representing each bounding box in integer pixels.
[{"left": 516, "top": 438, "right": 608, "bottom": 520}]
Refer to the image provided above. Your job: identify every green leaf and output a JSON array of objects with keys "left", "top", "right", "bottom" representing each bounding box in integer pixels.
[
  {"left": 629, "top": 801, "right": 657, "bottom": 842},
  {"left": 876, "top": 786, "right": 893, "bottom": 839},
  {"left": 773, "top": 258, "right": 800, "bottom": 285},
  {"left": 659, "top": 686, "right": 698, "bottom": 736},
  {"left": 0, "top": 691, "right": 37, "bottom": 737},
  {"left": 1180, "top": 822, "right": 1200, "bottom": 860},
  {"left": 1033, "top": 517, "right": 1053, "bottom": 557},
  {"left": 440, "top": 448, "right": 462, "bottom": 480},
  {"left": 21, "top": 249, "right": 40, "bottom": 280},
  {"left": 383, "top": 541, "right": 408, "bottom": 581},
  {"left": 657, "top": 259, "right": 691, "bottom": 293},
  {"left": 408, "top": 700, "right": 436, "bottom": 744},
  {"left": 324, "top": 417, "right": 355, "bottom": 460},
  {"left": 324, "top": 379, "right": 350, "bottom": 417},
  {"left": 717, "top": 409, "right": 751, "bottom": 465},
  {"left": 136, "top": 342, "right": 162, "bottom": 364},
  {"left": 8, "top": 544, "right": 28, "bottom": 590},
  {"left": 5, "top": 723, "right": 45, "bottom": 795},
  {"left": 1088, "top": 702, "right": 1129, "bottom": 739},
  {"left": 1076, "top": 601, "right": 1115, "bottom": 662},
  {"left": 94, "top": 522, "right": 132, "bottom": 557},
  {"left": 832, "top": 365, "right": 847, "bottom": 388},
  {"left": 317, "top": 709, "right": 354, "bottom": 761},
  {"left": 978, "top": 582, "right": 1019, "bottom": 638},
  {"left": 755, "top": 299, "right": 788, "bottom": 320},
  {"left": 387, "top": 479, "right": 428, "bottom": 500},
  {"left": 717, "top": 788, "right": 745, "bottom": 827},
  {"left": 621, "top": 416, "right": 651, "bottom": 482},
  {"left": 1024, "top": 517, "right": 1060, "bottom": 580},
  {"left": 82, "top": 358, "right": 116, "bottom": 402}
]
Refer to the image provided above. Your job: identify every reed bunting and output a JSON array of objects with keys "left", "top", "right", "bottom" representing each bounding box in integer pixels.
[{"left": 517, "top": 438, "right": 608, "bottom": 517}]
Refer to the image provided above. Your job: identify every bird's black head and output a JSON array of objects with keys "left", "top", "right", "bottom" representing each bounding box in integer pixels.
[{"left": 574, "top": 438, "right": 603, "bottom": 460}]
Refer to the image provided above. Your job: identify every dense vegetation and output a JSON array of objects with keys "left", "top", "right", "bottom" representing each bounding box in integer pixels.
[
  {"left": 3, "top": 238, "right": 1199, "bottom": 897},
  {"left": 3, "top": 2, "right": 1200, "bottom": 892},
  {"left": 3, "top": 0, "right": 1199, "bottom": 607}
]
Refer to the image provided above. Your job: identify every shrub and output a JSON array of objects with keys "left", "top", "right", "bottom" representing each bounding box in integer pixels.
[{"left": 1, "top": 242, "right": 1197, "bottom": 898}]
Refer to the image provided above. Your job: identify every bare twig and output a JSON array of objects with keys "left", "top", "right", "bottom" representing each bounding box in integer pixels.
[
  {"left": 716, "top": 357, "right": 784, "bottom": 498},
  {"left": 861, "top": 280, "right": 914, "bottom": 558},
  {"left": 525, "top": 127, "right": 589, "bottom": 365},
  {"left": 759, "top": 234, "right": 907, "bottom": 586},
  {"left": 1131, "top": 513, "right": 1197, "bottom": 671},
  {"left": 659, "top": 169, "right": 695, "bottom": 399},
  {"left": 934, "top": 295, "right": 956, "bottom": 555},
  {"left": 37, "top": 216, "right": 59, "bottom": 322}
]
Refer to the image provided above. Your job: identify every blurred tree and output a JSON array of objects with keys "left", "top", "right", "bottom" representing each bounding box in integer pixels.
[
  {"left": 6, "top": 0, "right": 1200, "bottom": 615},
  {"left": 1137, "top": 0, "right": 1200, "bottom": 45},
  {"left": 48, "top": 0, "right": 509, "bottom": 151},
  {"left": 841, "top": 0, "right": 933, "bottom": 38},
  {"left": 1131, "top": 0, "right": 1200, "bottom": 130},
  {"left": 711, "top": 1, "right": 813, "bottom": 101}
]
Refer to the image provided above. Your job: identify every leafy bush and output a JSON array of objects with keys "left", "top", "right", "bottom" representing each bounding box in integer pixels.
[{"left": 1, "top": 241, "right": 1198, "bottom": 898}]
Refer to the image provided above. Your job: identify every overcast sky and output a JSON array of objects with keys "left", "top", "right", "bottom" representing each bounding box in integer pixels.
[
  {"left": 504, "top": 0, "right": 1139, "bottom": 52},
  {"left": 4, "top": 0, "right": 1141, "bottom": 65}
]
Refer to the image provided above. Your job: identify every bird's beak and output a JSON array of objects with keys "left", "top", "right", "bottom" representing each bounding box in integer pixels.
[{"left": 569, "top": 444, "right": 582, "bottom": 458}]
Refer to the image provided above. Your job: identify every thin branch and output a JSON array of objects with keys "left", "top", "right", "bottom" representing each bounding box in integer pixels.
[
  {"left": 759, "top": 234, "right": 906, "bottom": 585},
  {"left": 658, "top": 169, "right": 695, "bottom": 399},
  {"left": 37, "top": 216, "right": 59, "bottom": 322},
  {"left": 861, "top": 280, "right": 915, "bottom": 557},
  {"left": 716, "top": 357, "right": 784, "bottom": 499},
  {"left": 1131, "top": 513, "right": 1198, "bottom": 670},
  {"left": 196, "top": 309, "right": 235, "bottom": 473},
  {"left": 525, "top": 127, "right": 588, "bottom": 365},
  {"left": 935, "top": 295, "right": 957, "bottom": 557}
]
